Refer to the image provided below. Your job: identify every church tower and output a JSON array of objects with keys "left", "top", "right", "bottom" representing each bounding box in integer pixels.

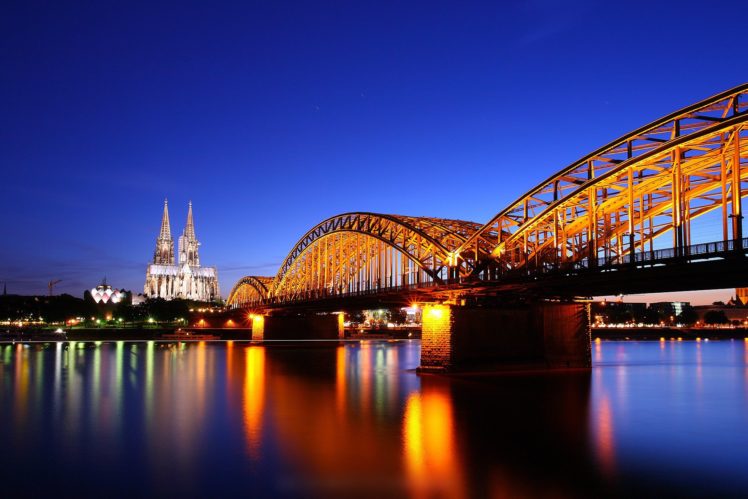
[
  {"left": 179, "top": 201, "right": 201, "bottom": 266},
  {"left": 153, "top": 199, "right": 174, "bottom": 265}
]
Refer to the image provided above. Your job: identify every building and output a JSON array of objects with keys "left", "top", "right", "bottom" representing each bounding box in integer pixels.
[
  {"left": 649, "top": 301, "right": 689, "bottom": 318},
  {"left": 90, "top": 278, "right": 124, "bottom": 304},
  {"left": 144, "top": 200, "right": 219, "bottom": 301}
]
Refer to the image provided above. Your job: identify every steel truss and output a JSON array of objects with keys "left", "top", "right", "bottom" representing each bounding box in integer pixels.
[
  {"left": 227, "top": 83, "right": 748, "bottom": 307},
  {"left": 269, "top": 213, "right": 483, "bottom": 301},
  {"left": 226, "top": 276, "right": 274, "bottom": 308},
  {"left": 455, "top": 83, "right": 748, "bottom": 278}
]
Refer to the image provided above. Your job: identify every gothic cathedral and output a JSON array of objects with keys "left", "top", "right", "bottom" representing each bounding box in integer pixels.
[{"left": 144, "top": 200, "right": 220, "bottom": 301}]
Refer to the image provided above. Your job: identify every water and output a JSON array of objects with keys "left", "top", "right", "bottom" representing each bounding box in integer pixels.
[{"left": 1, "top": 339, "right": 747, "bottom": 497}]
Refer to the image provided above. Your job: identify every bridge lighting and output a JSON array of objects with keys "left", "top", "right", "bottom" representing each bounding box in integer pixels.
[{"left": 427, "top": 305, "right": 445, "bottom": 319}]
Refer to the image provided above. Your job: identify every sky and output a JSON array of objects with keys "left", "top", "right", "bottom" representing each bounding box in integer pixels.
[{"left": 1, "top": 0, "right": 746, "bottom": 305}]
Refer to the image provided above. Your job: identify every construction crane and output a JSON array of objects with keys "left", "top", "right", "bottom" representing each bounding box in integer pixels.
[{"left": 48, "top": 279, "right": 62, "bottom": 296}]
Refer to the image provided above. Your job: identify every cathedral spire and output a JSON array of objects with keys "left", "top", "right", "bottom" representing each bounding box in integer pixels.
[
  {"left": 184, "top": 201, "right": 196, "bottom": 240},
  {"left": 153, "top": 198, "right": 175, "bottom": 265},
  {"left": 159, "top": 198, "right": 172, "bottom": 240},
  {"left": 179, "top": 201, "right": 200, "bottom": 267}
]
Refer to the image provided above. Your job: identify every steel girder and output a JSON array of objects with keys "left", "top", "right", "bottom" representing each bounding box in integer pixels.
[
  {"left": 455, "top": 83, "right": 748, "bottom": 277},
  {"left": 270, "top": 212, "right": 483, "bottom": 300},
  {"left": 226, "top": 276, "right": 274, "bottom": 308}
]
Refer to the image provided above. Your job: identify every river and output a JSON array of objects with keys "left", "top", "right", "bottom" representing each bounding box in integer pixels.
[{"left": 1, "top": 339, "right": 747, "bottom": 497}]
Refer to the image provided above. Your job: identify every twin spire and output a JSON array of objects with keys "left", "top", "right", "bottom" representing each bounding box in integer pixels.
[
  {"left": 184, "top": 201, "right": 196, "bottom": 240},
  {"left": 157, "top": 199, "right": 197, "bottom": 241},
  {"left": 154, "top": 199, "right": 199, "bottom": 266},
  {"left": 159, "top": 198, "right": 172, "bottom": 240}
]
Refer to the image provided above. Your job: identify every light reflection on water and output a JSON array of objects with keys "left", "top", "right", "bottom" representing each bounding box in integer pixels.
[{"left": 1, "top": 340, "right": 748, "bottom": 497}]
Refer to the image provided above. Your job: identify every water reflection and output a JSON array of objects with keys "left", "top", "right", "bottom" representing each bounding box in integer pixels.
[
  {"left": 243, "top": 346, "right": 265, "bottom": 457},
  {"left": 0, "top": 340, "right": 747, "bottom": 496},
  {"left": 403, "top": 383, "right": 463, "bottom": 498}
]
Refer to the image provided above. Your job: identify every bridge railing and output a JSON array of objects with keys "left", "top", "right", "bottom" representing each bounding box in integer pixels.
[
  {"left": 524, "top": 237, "right": 748, "bottom": 277},
  {"left": 235, "top": 279, "right": 443, "bottom": 308}
]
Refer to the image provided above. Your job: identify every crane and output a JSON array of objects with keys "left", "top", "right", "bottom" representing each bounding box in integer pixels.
[{"left": 48, "top": 279, "right": 62, "bottom": 296}]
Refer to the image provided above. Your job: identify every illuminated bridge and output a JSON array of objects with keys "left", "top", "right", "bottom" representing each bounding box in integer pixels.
[{"left": 227, "top": 83, "right": 748, "bottom": 372}]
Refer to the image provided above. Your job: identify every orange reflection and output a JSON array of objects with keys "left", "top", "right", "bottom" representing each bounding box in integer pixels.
[
  {"left": 335, "top": 345, "right": 346, "bottom": 417},
  {"left": 13, "top": 344, "right": 29, "bottom": 435},
  {"left": 594, "top": 395, "right": 616, "bottom": 477},
  {"left": 359, "top": 342, "right": 372, "bottom": 414},
  {"left": 594, "top": 338, "right": 603, "bottom": 362},
  {"left": 403, "top": 386, "right": 465, "bottom": 499},
  {"left": 243, "top": 346, "right": 266, "bottom": 458}
]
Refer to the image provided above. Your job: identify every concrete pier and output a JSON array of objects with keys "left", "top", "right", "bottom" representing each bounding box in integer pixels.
[{"left": 419, "top": 302, "right": 590, "bottom": 372}]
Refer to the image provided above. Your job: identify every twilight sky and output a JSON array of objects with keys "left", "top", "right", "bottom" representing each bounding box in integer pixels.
[{"left": 1, "top": 0, "right": 746, "bottom": 304}]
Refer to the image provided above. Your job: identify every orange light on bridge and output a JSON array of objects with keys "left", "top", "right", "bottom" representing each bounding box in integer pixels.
[
  {"left": 426, "top": 304, "right": 447, "bottom": 320},
  {"left": 251, "top": 315, "right": 265, "bottom": 341}
]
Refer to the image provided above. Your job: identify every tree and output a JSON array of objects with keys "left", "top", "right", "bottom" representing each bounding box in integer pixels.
[
  {"left": 677, "top": 305, "right": 698, "bottom": 326},
  {"left": 643, "top": 307, "right": 664, "bottom": 325},
  {"left": 703, "top": 310, "right": 729, "bottom": 325},
  {"left": 348, "top": 310, "right": 365, "bottom": 324},
  {"left": 387, "top": 307, "right": 408, "bottom": 325}
]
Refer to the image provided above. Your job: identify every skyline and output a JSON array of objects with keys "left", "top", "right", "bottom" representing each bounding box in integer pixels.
[{"left": 2, "top": 1, "right": 747, "bottom": 304}]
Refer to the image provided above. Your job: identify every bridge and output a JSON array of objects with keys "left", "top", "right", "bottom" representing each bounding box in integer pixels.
[{"left": 227, "top": 83, "right": 748, "bottom": 372}]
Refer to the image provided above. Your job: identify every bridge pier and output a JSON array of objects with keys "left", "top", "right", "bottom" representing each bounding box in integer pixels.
[
  {"left": 251, "top": 313, "right": 344, "bottom": 341},
  {"left": 419, "top": 302, "right": 590, "bottom": 372}
]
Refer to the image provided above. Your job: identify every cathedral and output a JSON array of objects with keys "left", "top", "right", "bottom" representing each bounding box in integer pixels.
[{"left": 144, "top": 200, "right": 220, "bottom": 302}]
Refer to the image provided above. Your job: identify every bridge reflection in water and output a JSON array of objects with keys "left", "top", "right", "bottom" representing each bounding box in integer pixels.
[{"left": 4, "top": 340, "right": 748, "bottom": 496}]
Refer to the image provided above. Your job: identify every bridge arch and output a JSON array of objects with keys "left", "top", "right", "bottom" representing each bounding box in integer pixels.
[
  {"left": 456, "top": 83, "right": 748, "bottom": 278},
  {"left": 226, "top": 276, "right": 274, "bottom": 308},
  {"left": 269, "top": 212, "right": 484, "bottom": 301}
]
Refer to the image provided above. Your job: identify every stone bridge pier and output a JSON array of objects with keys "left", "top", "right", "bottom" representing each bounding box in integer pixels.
[{"left": 419, "top": 301, "right": 591, "bottom": 372}]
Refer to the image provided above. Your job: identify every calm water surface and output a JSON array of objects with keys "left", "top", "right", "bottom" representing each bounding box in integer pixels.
[{"left": 1, "top": 339, "right": 747, "bottom": 497}]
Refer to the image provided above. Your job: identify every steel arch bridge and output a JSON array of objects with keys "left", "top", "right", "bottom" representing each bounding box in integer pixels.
[
  {"left": 227, "top": 83, "right": 748, "bottom": 308},
  {"left": 270, "top": 213, "right": 484, "bottom": 301},
  {"left": 226, "top": 276, "right": 274, "bottom": 308}
]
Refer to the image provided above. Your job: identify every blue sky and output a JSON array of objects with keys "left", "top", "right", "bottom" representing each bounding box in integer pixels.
[{"left": 1, "top": 0, "right": 746, "bottom": 304}]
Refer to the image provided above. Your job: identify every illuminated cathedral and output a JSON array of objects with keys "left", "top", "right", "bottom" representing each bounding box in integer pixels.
[{"left": 144, "top": 200, "right": 220, "bottom": 301}]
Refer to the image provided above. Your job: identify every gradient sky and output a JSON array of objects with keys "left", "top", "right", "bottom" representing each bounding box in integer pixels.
[{"left": 2, "top": 0, "right": 746, "bottom": 304}]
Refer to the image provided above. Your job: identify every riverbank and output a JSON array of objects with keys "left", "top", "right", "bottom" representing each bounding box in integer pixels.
[{"left": 593, "top": 326, "right": 748, "bottom": 340}]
